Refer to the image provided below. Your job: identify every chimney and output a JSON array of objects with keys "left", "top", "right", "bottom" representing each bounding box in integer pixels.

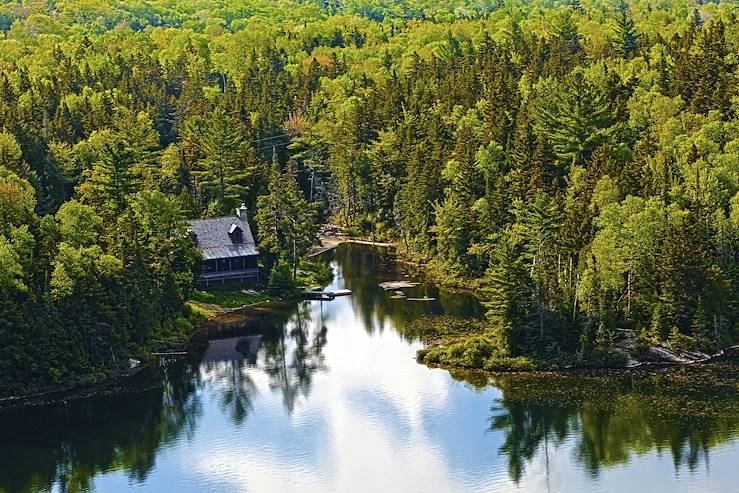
[{"left": 236, "top": 203, "right": 248, "bottom": 221}]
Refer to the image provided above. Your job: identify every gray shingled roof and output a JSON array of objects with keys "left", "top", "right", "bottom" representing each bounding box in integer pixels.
[{"left": 188, "top": 215, "right": 258, "bottom": 260}]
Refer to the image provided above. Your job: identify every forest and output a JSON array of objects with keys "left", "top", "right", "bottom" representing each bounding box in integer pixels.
[{"left": 0, "top": 0, "right": 737, "bottom": 394}]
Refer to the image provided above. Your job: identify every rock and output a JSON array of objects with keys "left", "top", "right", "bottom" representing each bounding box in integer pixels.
[
  {"left": 625, "top": 358, "right": 641, "bottom": 368},
  {"left": 648, "top": 346, "right": 693, "bottom": 364},
  {"left": 379, "top": 281, "right": 420, "bottom": 290},
  {"left": 128, "top": 359, "right": 141, "bottom": 370}
]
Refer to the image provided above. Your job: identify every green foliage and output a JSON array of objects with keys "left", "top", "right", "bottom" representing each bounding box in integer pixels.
[
  {"left": 535, "top": 70, "right": 615, "bottom": 167},
  {"left": 189, "top": 109, "right": 257, "bottom": 213},
  {"left": 0, "top": 131, "right": 23, "bottom": 176},
  {"left": 256, "top": 162, "right": 320, "bottom": 277},
  {"left": 55, "top": 200, "right": 103, "bottom": 248},
  {"left": 190, "top": 287, "right": 271, "bottom": 309},
  {"left": 613, "top": 9, "right": 639, "bottom": 59},
  {"left": 423, "top": 335, "right": 503, "bottom": 368},
  {"left": 0, "top": 234, "right": 27, "bottom": 295},
  {"left": 295, "top": 260, "right": 334, "bottom": 287},
  {"left": 0, "top": 170, "right": 199, "bottom": 396},
  {"left": 0, "top": 0, "right": 738, "bottom": 391},
  {"left": 266, "top": 260, "right": 297, "bottom": 297}
]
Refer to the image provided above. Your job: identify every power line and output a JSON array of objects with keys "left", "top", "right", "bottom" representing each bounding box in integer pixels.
[
  {"left": 249, "top": 133, "right": 291, "bottom": 144},
  {"left": 253, "top": 140, "right": 292, "bottom": 152}
]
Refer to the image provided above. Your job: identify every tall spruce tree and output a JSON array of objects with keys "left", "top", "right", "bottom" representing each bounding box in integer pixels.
[
  {"left": 535, "top": 70, "right": 615, "bottom": 167},
  {"left": 613, "top": 10, "right": 639, "bottom": 59},
  {"left": 191, "top": 109, "right": 256, "bottom": 214}
]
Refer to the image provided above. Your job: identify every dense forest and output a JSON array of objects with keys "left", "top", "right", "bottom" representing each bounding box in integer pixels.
[{"left": 0, "top": 0, "right": 737, "bottom": 394}]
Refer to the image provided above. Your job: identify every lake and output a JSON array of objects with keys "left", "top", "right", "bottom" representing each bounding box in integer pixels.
[{"left": 1, "top": 243, "right": 738, "bottom": 493}]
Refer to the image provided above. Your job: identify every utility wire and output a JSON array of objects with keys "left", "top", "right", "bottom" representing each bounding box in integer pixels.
[
  {"left": 253, "top": 140, "right": 292, "bottom": 152},
  {"left": 249, "top": 133, "right": 291, "bottom": 144}
]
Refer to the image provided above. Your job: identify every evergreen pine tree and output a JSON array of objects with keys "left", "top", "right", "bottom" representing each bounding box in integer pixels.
[
  {"left": 613, "top": 10, "right": 639, "bottom": 59},
  {"left": 535, "top": 70, "right": 614, "bottom": 167},
  {"left": 191, "top": 109, "right": 255, "bottom": 214}
]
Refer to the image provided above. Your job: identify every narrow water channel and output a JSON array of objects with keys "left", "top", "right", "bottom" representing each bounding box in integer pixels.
[{"left": 1, "top": 243, "right": 738, "bottom": 493}]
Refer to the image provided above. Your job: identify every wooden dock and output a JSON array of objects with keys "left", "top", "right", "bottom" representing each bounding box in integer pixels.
[
  {"left": 301, "top": 289, "right": 352, "bottom": 301},
  {"left": 307, "top": 243, "right": 339, "bottom": 257}
]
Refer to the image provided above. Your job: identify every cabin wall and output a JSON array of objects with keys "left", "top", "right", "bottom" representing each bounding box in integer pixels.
[{"left": 196, "top": 255, "right": 260, "bottom": 288}]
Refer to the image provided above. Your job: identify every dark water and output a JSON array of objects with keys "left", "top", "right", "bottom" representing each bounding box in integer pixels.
[{"left": 2, "top": 244, "right": 739, "bottom": 493}]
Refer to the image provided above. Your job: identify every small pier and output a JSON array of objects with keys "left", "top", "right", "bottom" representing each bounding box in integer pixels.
[
  {"left": 301, "top": 289, "right": 352, "bottom": 301},
  {"left": 307, "top": 243, "right": 339, "bottom": 257}
]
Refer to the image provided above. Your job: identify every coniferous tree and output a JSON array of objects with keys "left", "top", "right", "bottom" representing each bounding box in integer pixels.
[
  {"left": 255, "top": 161, "right": 319, "bottom": 279},
  {"left": 535, "top": 70, "right": 615, "bottom": 168},
  {"left": 190, "top": 109, "right": 256, "bottom": 214},
  {"left": 613, "top": 10, "right": 639, "bottom": 59}
]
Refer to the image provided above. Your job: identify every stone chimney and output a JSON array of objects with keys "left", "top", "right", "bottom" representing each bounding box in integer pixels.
[{"left": 236, "top": 203, "right": 248, "bottom": 221}]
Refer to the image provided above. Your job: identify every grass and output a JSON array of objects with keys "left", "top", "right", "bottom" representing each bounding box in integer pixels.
[
  {"left": 189, "top": 287, "right": 272, "bottom": 310},
  {"left": 185, "top": 301, "right": 214, "bottom": 319},
  {"left": 188, "top": 260, "right": 332, "bottom": 313}
]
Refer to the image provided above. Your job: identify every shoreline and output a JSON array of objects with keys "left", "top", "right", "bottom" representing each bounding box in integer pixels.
[
  {"left": 420, "top": 345, "right": 739, "bottom": 376},
  {"left": 0, "top": 362, "right": 156, "bottom": 411},
  {"left": 3, "top": 241, "right": 736, "bottom": 409},
  {"left": 325, "top": 238, "right": 739, "bottom": 374},
  {"left": 309, "top": 235, "right": 396, "bottom": 257}
]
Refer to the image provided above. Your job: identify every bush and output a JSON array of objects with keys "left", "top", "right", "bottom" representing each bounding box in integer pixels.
[
  {"left": 422, "top": 335, "right": 503, "bottom": 368},
  {"left": 296, "top": 260, "right": 333, "bottom": 286},
  {"left": 267, "top": 260, "right": 296, "bottom": 297},
  {"left": 420, "top": 335, "right": 539, "bottom": 371},
  {"left": 483, "top": 356, "right": 537, "bottom": 372},
  {"left": 668, "top": 327, "right": 700, "bottom": 352}
]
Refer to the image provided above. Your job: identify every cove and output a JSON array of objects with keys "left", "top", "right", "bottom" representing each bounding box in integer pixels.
[{"left": 1, "top": 243, "right": 738, "bottom": 493}]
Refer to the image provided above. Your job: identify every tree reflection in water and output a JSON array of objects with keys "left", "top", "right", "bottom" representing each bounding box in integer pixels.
[
  {"left": 487, "top": 364, "right": 739, "bottom": 483},
  {"left": 322, "top": 245, "right": 483, "bottom": 339},
  {"left": 0, "top": 358, "right": 201, "bottom": 493},
  {"left": 3, "top": 244, "right": 738, "bottom": 492},
  {"left": 0, "top": 299, "right": 331, "bottom": 492},
  {"left": 201, "top": 358, "right": 259, "bottom": 426},
  {"left": 261, "top": 301, "right": 328, "bottom": 414},
  {"left": 201, "top": 300, "right": 328, "bottom": 421}
]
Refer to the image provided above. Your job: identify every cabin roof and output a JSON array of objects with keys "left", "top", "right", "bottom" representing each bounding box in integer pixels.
[{"left": 188, "top": 215, "right": 258, "bottom": 260}]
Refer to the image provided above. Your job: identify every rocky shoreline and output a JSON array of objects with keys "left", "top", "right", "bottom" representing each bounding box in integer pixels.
[{"left": 0, "top": 359, "right": 154, "bottom": 411}]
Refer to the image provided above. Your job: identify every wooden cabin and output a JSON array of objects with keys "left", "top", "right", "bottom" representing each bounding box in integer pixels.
[{"left": 189, "top": 204, "right": 259, "bottom": 287}]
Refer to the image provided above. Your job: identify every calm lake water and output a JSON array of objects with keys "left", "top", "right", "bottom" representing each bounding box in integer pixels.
[{"left": 2, "top": 244, "right": 739, "bottom": 493}]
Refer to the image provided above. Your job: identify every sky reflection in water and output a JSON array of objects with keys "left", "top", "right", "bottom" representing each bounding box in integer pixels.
[{"left": 1, "top": 244, "right": 738, "bottom": 493}]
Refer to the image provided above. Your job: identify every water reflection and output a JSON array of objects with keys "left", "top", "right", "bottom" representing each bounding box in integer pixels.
[
  {"left": 487, "top": 365, "right": 739, "bottom": 484},
  {"left": 323, "top": 245, "right": 484, "bottom": 338},
  {"left": 1, "top": 244, "right": 738, "bottom": 493},
  {"left": 0, "top": 359, "right": 200, "bottom": 493}
]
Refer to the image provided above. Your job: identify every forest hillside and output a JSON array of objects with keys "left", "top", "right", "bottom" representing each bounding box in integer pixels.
[{"left": 0, "top": 0, "right": 737, "bottom": 393}]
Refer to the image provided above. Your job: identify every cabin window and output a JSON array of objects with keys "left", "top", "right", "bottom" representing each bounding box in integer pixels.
[
  {"left": 218, "top": 258, "right": 230, "bottom": 271},
  {"left": 230, "top": 257, "right": 245, "bottom": 270},
  {"left": 228, "top": 224, "right": 243, "bottom": 244}
]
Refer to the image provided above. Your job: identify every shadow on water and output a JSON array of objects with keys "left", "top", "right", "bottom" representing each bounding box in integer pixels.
[
  {"left": 0, "top": 358, "right": 201, "bottom": 493},
  {"left": 474, "top": 364, "right": 739, "bottom": 484},
  {"left": 317, "top": 244, "right": 484, "bottom": 338},
  {"left": 1, "top": 244, "right": 739, "bottom": 492}
]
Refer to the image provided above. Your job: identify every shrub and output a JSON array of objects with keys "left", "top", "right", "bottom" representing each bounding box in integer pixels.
[
  {"left": 421, "top": 335, "right": 503, "bottom": 368},
  {"left": 267, "top": 260, "right": 296, "bottom": 297},
  {"left": 483, "top": 356, "right": 537, "bottom": 372}
]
